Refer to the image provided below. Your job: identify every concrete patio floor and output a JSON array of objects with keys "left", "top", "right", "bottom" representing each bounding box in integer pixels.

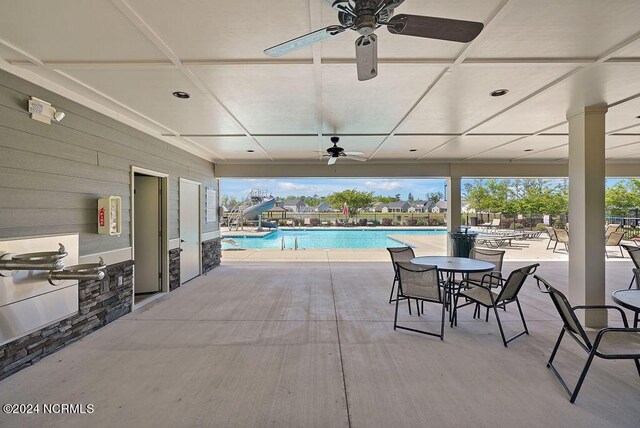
[{"left": 0, "top": 259, "right": 639, "bottom": 427}]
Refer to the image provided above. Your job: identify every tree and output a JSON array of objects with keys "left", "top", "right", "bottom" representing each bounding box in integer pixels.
[
  {"left": 426, "top": 191, "right": 443, "bottom": 204},
  {"left": 394, "top": 193, "right": 401, "bottom": 201},
  {"left": 326, "top": 189, "right": 374, "bottom": 219},
  {"left": 407, "top": 192, "right": 414, "bottom": 202},
  {"left": 606, "top": 181, "right": 639, "bottom": 216},
  {"left": 373, "top": 195, "right": 398, "bottom": 204}
]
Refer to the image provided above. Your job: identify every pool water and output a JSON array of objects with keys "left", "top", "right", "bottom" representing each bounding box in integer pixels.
[{"left": 222, "top": 228, "right": 446, "bottom": 250}]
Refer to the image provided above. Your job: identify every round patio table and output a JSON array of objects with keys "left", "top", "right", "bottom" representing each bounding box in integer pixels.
[
  {"left": 410, "top": 256, "right": 495, "bottom": 320},
  {"left": 612, "top": 289, "right": 640, "bottom": 328}
]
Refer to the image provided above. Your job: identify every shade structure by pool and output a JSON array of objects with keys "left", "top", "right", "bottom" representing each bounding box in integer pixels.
[{"left": 222, "top": 229, "right": 446, "bottom": 249}]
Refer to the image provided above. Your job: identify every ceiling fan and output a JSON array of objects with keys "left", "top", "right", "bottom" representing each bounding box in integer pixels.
[
  {"left": 264, "top": 0, "right": 484, "bottom": 81},
  {"left": 324, "top": 136, "right": 367, "bottom": 165}
]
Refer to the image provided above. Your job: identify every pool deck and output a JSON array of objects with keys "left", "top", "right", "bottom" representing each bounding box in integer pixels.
[{"left": 3, "top": 259, "right": 638, "bottom": 427}]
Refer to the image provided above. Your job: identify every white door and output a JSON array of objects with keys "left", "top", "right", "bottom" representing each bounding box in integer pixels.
[
  {"left": 180, "top": 180, "right": 200, "bottom": 283},
  {"left": 134, "top": 175, "right": 161, "bottom": 294}
]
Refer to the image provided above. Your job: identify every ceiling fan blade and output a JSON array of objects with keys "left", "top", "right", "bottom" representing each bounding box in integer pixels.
[
  {"left": 328, "top": 156, "right": 338, "bottom": 166},
  {"left": 355, "top": 34, "right": 378, "bottom": 81},
  {"left": 387, "top": 14, "right": 484, "bottom": 43},
  {"left": 347, "top": 155, "right": 368, "bottom": 162},
  {"left": 265, "top": 25, "right": 346, "bottom": 57},
  {"left": 344, "top": 151, "right": 364, "bottom": 156}
]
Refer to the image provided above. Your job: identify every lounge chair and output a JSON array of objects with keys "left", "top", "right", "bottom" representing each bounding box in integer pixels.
[
  {"left": 487, "top": 218, "right": 501, "bottom": 230},
  {"left": 393, "top": 262, "right": 446, "bottom": 339},
  {"left": 622, "top": 244, "right": 640, "bottom": 289},
  {"left": 452, "top": 263, "right": 539, "bottom": 347},
  {"left": 604, "top": 230, "right": 625, "bottom": 258},
  {"left": 476, "top": 234, "right": 513, "bottom": 248},
  {"left": 604, "top": 223, "right": 621, "bottom": 238},
  {"left": 553, "top": 228, "right": 569, "bottom": 252},
  {"left": 545, "top": 227, "right": 557, "bottom": 250},
  {"left": 535, "top": 275, "right": 640, "bottom": 403}
]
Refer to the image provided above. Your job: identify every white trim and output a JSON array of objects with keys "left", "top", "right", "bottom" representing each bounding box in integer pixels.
[
  {"left": 133, "top": 166, "right": 169, "bottom": 178},
  {"left": 179, "top": 177, "right": 202, "bottom": 186},
  {"left": 79, "top": 247, "right": 132, "bottom": 265},
  {"left": 131, "top": 166, "right": 170, "bottom": 312},
  {"left": 168, "top": 238, "right": 181, "bottom": 250},
  {"left": 202, "top": 230, "right": 221, "bottom": 241}
]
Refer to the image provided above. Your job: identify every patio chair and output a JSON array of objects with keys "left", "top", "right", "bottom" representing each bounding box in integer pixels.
[
  {"left": 622, "top": 244, "right": 640, "bottom": 289},
  {"left": 467, "top": 248, "right": 505, "bottom": 288},
  {"left": 393, "top": 262, "right": 446, "bottom": 340},
  {"left": 452, "top": 263, "right": 539, "bottom": 347},
  {"left": 535, "top": 275, "right": 640, "bottom": 403},
  {"left": 604, "top": 223, "right": 621, "bottom": 238},
  {"left": 545, "top": 226, "right": 557, "bottom": 250},
  {"left": 553, "top": 228, "right": 569, "bottom": 253},
  {"left": 604, "top": 230, "right": 625, "bottom": 258},
  {"left": 387, "top": 247, "right": 419, "bottom": 314}
]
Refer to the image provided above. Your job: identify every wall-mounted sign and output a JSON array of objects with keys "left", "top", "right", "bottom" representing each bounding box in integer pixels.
[{"left": 206, "top": 187, "right": 217, "bottom": 223}]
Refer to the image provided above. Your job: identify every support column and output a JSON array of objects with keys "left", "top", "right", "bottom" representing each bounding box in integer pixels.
[
  {"left": 446, "top": 176, "right": 462, "bottom": 256},
  {"left": 567, "top": 105, "right": 607, "bottom": 328}
]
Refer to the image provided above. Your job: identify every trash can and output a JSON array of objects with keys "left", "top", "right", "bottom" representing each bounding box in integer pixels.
[{"left": 449, "top": 227, "right": 478, "bottom": 258}]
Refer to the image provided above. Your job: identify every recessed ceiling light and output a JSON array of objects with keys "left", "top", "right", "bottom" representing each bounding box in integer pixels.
[
  {"left": 409, "top": 149, "right": 417, "bottom": 152},
  {"left": 172, "top": 91, "right": 190, "bottom": 99},
  {"left": 490, "top": 89, "right": 509, "bottom": 97},
  {"left": 246, "top": 150, "right": 254, "bottom": 153},
  {"left": 524, "top": 148, "right": 533, "bottom": 152}
]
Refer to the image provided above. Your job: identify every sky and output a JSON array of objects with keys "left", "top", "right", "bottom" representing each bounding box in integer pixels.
[
  {"left": 220, "top": 177, "right": 629, "bottom": 200},
  {"left": 220, "top": 178, "right": 447, "bottom": 200}
]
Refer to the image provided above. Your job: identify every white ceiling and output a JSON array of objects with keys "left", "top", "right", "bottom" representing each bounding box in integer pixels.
[{"left": 1, "top": 0, "right": 640, "bottom": 165}]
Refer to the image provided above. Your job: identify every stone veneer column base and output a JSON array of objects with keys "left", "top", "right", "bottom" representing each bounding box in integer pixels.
[
  {"left": 169, "top": 248, "right": 181, "bottom": 291},
  {"left": 0, "top": 260, "right": 134, "bottom": 380},
  {"left": 202, "top": 238, "right": 221, "bottom": 274}
]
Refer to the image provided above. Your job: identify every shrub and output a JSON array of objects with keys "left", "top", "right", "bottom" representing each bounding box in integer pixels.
[
  {"left": 535, "top": 223, "right": 547, "bottom": 231},
  {"left": 278, "top": 219, "right": 288, "bottom": 227},
  {"left": 382, "top": 218, "right": 393, "bottom": 226},
  {"left": 371, "top": 219, "right": 380, "bottom": 226},
  {"left": 310, "top": 218, "right": 322, "bottom": 227},
  {"left": 416, "top": 218, "right": 426, "bottom": 226},
  {"left": 358, "top": 218, "right": 368, "bottom": 226},
  {"left": 406, "top": 218, "right": 418, "bottom": 226}
]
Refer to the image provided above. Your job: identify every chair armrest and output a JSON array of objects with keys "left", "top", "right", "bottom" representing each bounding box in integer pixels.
[
  {"left": 593, "top": 327, "right": 640, "bottom": 353},
  {"left": 572, "top": 305, "right": 629, "bottom": 327},
  {"left": 481, "top": 272, "right": 503, "bottom": 288}
]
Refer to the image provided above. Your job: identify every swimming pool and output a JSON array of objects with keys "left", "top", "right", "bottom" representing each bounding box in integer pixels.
[{"left": 222, "top": 228, "right": 446, "bottom": 250}]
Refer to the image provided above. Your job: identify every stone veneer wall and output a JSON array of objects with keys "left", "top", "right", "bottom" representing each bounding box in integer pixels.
[
  {"left": 0, "top": 260, "right": 133, "bottom": 380},
  {"left": 202, "top": 238, "right": 221, "bottom": 274},
  {"left": 169, "top": 248, "right": 181, "bottom": 291}
]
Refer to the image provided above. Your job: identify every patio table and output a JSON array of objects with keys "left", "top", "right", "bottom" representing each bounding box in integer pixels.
[
  {"left": 410, "top": 256, "right": 495, "bottom": 319},
  {"left": 612, "top": 289, "right": 640, "bottom": 327}
]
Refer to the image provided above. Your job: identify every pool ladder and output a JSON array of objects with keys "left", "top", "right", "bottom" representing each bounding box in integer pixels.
[{"left": 281, "top": 236, "right": 299, "bottom": 251}]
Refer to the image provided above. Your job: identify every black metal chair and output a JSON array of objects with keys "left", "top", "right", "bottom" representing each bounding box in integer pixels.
[
  {"left": 535, "top": 275, "right": 640, "bottom": 403},
  {"left": 393, "top": 262, "right": 446, "bottom": 340},
  {"left": 452, "top": 263, "right": 539, "bottom": 347},
  {"left": 467, "top": 247, "right": 505, "bottom": 287},
  {"left": 622, "top": 244, "right": 640, "bottom": 289},
  {"left": 387, "top": 247, "right": 418, "bottom": 314}
]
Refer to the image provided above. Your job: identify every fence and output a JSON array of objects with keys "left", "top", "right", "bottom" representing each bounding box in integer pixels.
[
  {"left": 227, "top": 211, "right": 447, "bottom": 228},
  {"left": 606, "top": 216, "right": 640, "bottom": 238}
]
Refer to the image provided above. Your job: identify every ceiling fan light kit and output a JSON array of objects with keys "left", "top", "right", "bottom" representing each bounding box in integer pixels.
[{"left": 265, "top": 0, "right": 484, "bottom": 81}]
